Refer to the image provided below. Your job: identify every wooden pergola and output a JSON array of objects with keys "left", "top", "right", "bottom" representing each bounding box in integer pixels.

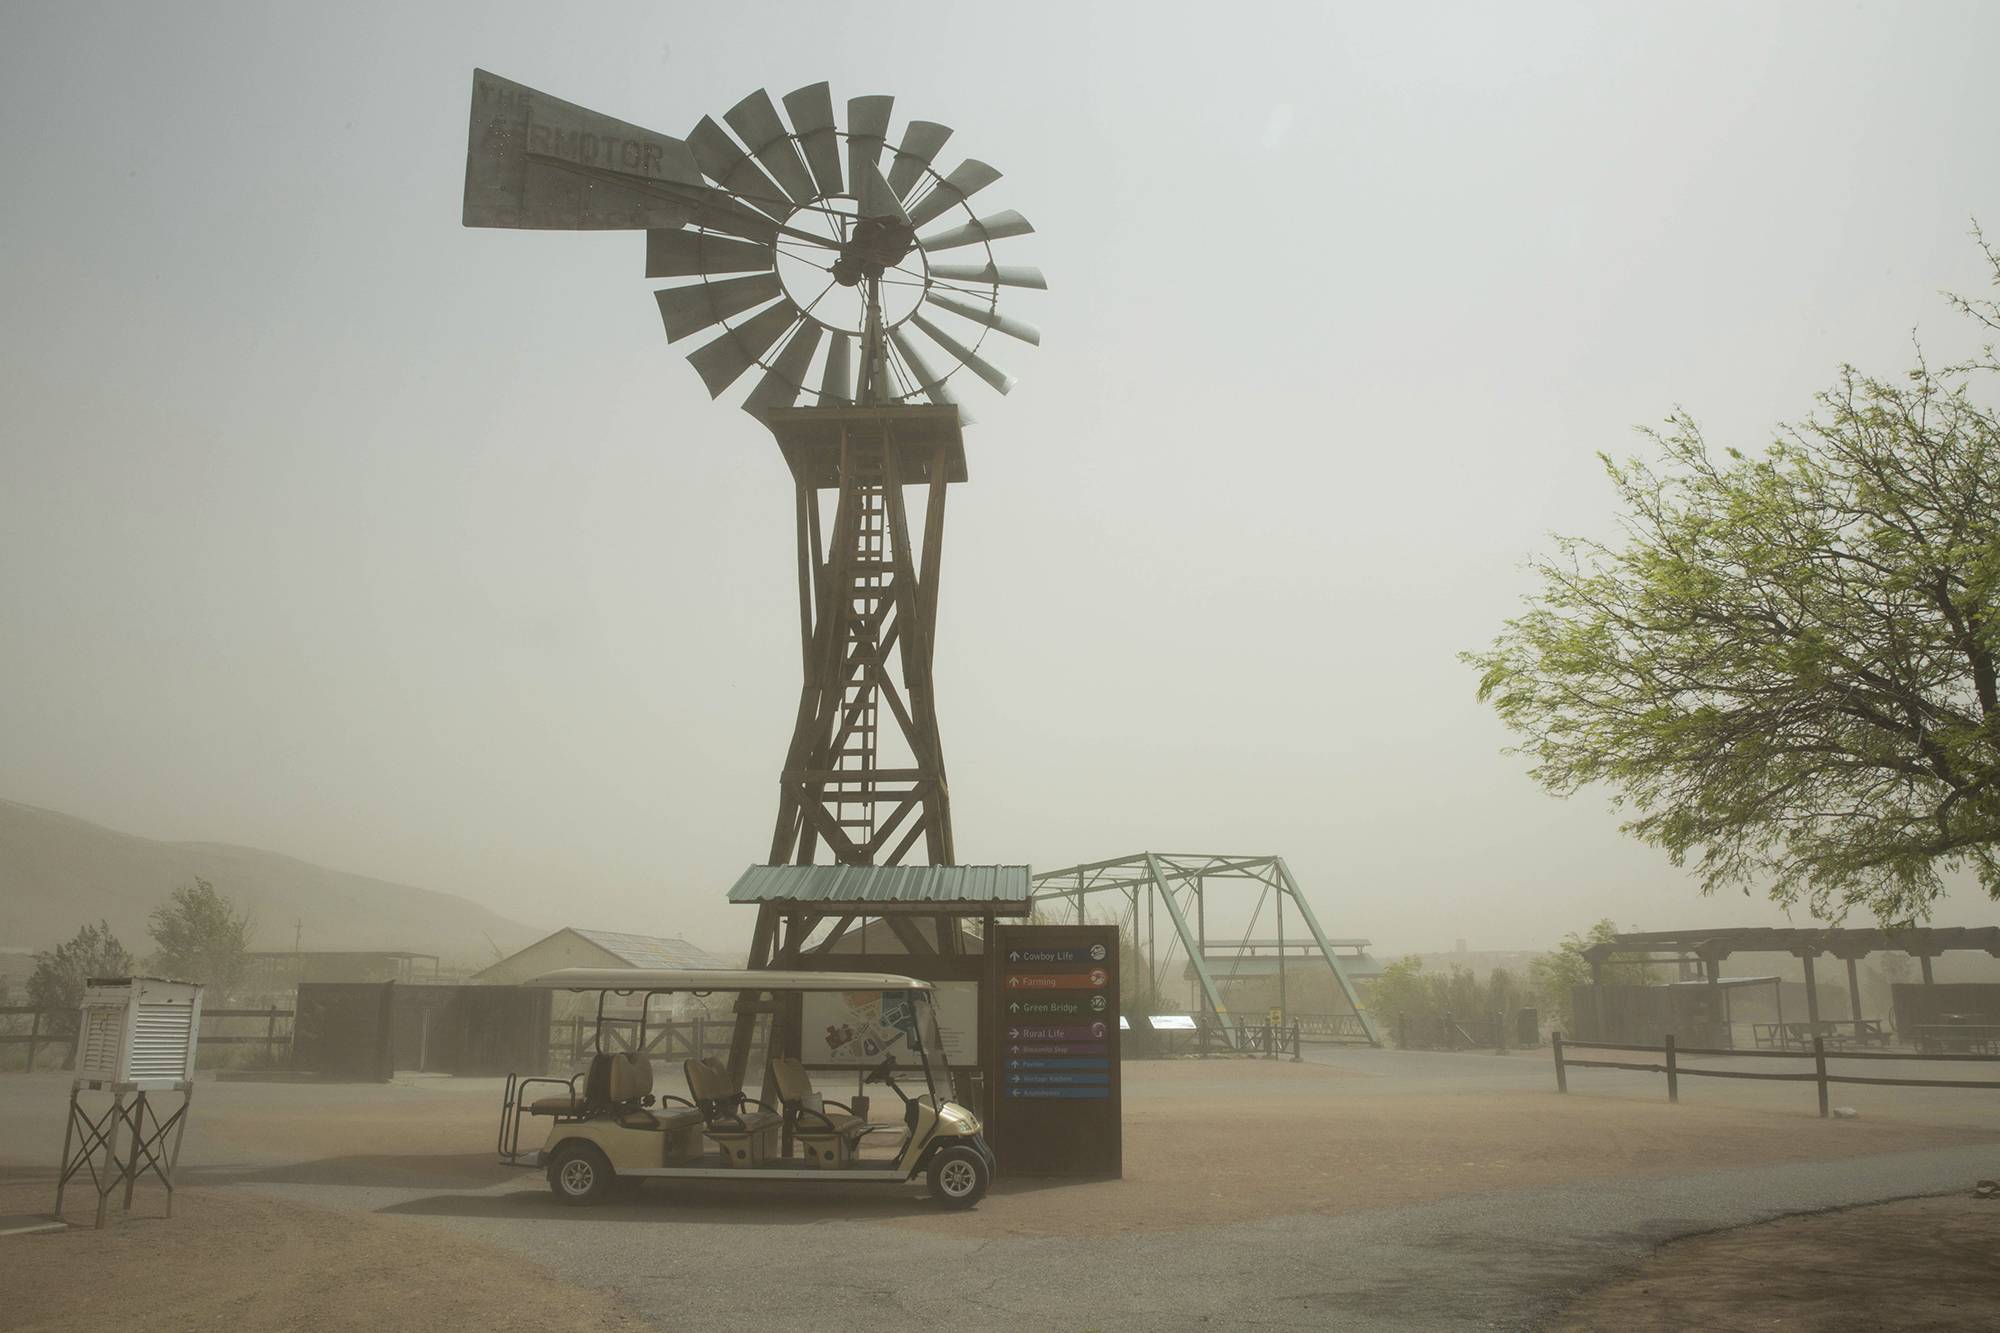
[{"left": 1586, "top": 926, "right": 2000, "bottom": 1033}]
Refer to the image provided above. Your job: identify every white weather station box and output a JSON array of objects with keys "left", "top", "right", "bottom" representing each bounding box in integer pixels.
[{"left": 76, "top": 976, "right": 204, "bottom": 1088}]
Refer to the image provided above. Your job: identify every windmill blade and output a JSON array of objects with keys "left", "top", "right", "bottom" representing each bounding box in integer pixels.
[
  {"left": 686, "top": 300, "right": 801, "bottom": 398},
  {"left": 853, "top": 157, "right": 911, "bottom": 225},
  {"left": 782, "top": 82, "right": 843, "bottom": 197},
  {"left": 688, "top": 116, "right": 793, "bottom": 220},
  {"left": 846, "top": 95, "right": 893, "bottom": 188},
  {"left": 655, "top": 272, "right": 784, "bottom": 343},
  {"left": 464, "top": 69, "right": 701, "bottom": 230},
  {"left": 928, "top": 261, "right": 1047, "bottom": 290},
  {"left": 905, "top": 160, "right": 1002, "bottom": 229},
  {"left": 724, "top": 88, "right": 818, "bottom": 205},
  {"left": 924, "top": 290, "right": 1042, "bottom": 346},
  {"left": 743, "top": 320, "right": 825, "bottom": 420},
  {"left": 892, "top": 324, "right": 952, "bottom": 396},
  {"left": 886, "top": 121, "right": 953, "bottom": 201},
  {"left": 917, "top": 209, "right": 1034, "bottom": 253},
  {"left": 818, "top": 332, "right": 853, "bottom": 405},
  {"left": 892, "top": 331, "right": 974, "bottom": 424},
  {"left": 646, "top": 229, "right": 774, "bottom": 278},
  {"left": 909, "top": 312, "right": 1016, "bottom": 395}
]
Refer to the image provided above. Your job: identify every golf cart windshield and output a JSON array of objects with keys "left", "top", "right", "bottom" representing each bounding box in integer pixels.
[{"left": 909, "top": 990, "right": 953, "bottom": 1099}]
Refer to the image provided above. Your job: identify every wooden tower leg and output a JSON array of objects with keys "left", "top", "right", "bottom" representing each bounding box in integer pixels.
[{"left": 769, "top": 421, "right": 955, "bottom": 867}]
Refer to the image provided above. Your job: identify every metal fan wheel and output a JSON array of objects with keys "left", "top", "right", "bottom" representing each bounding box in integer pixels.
[
  {"left": 767, "top": 158, "right": 934, "bottom": 339},
  {"left": 656, "top": 87, "right": 1043, "bottom": 414}
]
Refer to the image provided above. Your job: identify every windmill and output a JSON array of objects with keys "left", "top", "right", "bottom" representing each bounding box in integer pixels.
[{"left": 463, "top": 71, "right": 1044, "bottom": 867}]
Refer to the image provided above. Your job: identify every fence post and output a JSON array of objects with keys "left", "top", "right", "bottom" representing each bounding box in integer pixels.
[
  {"left": 26, "top": 1009, "right": 41, "bottom": 1072},
  {"left": 265, "top": 1008, "right": 279, "bottom": 1064},
  {"left": 1664, "top": 1033, "right": 1678, "bottom": 1104},
  {"left": 1813, "top": 1035, "right": 1829, "bottom": 1118},
  {"left": 1291, "top": 1021, "right": 1301, "bottom": 1063},
  {"left": 1552, "top": 1032, "right": 1567, "bottom": 1092},
  {"left": 1495, "top": 1008, "right": 1507, "bottom": 1054}
]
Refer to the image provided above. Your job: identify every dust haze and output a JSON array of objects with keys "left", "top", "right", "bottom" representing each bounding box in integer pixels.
[{"left": 4, "top": 1, "right": 1998, "bottom": 958}]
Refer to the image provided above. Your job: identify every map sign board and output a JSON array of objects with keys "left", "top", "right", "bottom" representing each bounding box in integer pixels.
[
  {"left": 800, "top": 983, "right": 979, "bottom": 1067},
  {"left": 987, "top": 924, "right": 1121, "bottom": 1177}
]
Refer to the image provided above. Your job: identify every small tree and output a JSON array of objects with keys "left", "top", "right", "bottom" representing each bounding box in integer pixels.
[
  {"left": 1528, "top": 919, "right": 1658, "bottom": 1031},
  {"left": 1365, "top": 958, "right": 1523, "bottom": 1046},
  {"left": 148, "top": 878, "right": 251, "bottom": 993},
  {"left": 27, "top": 921, "right": 135, "bottom": 1027}
]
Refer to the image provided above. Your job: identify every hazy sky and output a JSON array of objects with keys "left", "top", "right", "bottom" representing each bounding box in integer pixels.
[{"left": 4, "top": 1, "right": 1998, "bottom": 957}]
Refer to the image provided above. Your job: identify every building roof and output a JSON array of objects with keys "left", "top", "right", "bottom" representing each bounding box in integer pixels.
[
  {"left": 567, "top": 929, "right": 727, "bottom": 970},
  {"left": 1182, "top": 955, "right": 1383, "bottom": 982},
  {"left": 244, "top": 950, "right": 439, "bottom": 961},
  {"left": 727, "top": 864, "right": 1033, "bottom": 912},
  {"left": 1590, "top": 926, "right": 2000, "bottom": 962}
]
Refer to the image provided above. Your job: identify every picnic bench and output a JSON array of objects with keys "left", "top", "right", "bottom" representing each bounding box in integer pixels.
[
  {"left": 1751, "top": 1018, "right": 1892, "bottom": 1051},
  {"left": 1913, "top": 1022, "right": 2000, "bottom": 1055}
]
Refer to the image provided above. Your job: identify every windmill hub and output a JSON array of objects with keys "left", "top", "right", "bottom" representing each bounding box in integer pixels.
[
  {"left": 775, "top": 212, "right": 926, "bottom": 335},
  {"left": 834, "top": 216, "right": 918, "bottom": 283}
]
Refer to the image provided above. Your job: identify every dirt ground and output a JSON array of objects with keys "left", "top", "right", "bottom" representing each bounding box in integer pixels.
[
  {"left": 2, "top": 1059, "right": 1994, "bottom": 1329},
  {"left": 0, "top": 1182, "right": 641, "bottom": 1333},
  {"left": 1551, "top": 1192, "right": 2000, "bottom": 1331},
  {"left": 908, "top": 1061, "right": 1995, "bottom": 1237}
]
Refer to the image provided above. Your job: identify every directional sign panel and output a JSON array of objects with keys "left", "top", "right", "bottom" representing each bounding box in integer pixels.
[{"left": 987, "top": 924, "right": 1120, "bottom": 1178}]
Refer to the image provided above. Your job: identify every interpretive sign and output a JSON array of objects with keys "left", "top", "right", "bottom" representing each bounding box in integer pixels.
[
  {"left": 987, "top": 924, "right": 1121, "bottom": 1177},
  {"left": 801, "top": 983, "right": 979, "bottom": 1066}
]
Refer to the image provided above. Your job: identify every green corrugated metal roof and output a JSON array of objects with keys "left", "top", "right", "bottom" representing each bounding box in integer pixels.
[{"left": 727, "top": 864, "right": 1032, "bottom": 909}]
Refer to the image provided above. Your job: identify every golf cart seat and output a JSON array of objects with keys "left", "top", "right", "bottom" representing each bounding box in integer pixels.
[
  {"left": 528, "top": 1052, "right": 615, "bottom": 1115},
  {"left": 771, "top": 1057, "right": 870, "bottom": 1168},
  {"left": 684, "top": 1056, "right": 781, "bottom": 1166},
  {"left": 527, "top": 1054, "right": 701, "bottom": 1134},
  {"left": 605, "top": 1052, "right": 703, "bottom": 1131}
]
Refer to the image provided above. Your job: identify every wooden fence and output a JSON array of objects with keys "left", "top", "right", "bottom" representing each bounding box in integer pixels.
[
  {"left": 1291, "top": 1012, "right": 1373, "bottom": 1044},
  {"left": 550, "top": 1014, "right": 733, "bottom": 1070},
  {"left": 1552, "top": 1032, "right": 2000, "bottom": 1117},
  {"left": 0, "top": 1006, "right": 293, "bottom": 1071}
]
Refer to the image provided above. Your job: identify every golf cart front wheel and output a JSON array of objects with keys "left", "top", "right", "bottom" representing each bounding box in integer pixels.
[
  {"left": 547, "top": 1142, "right": 614, "bottom": 1205},
  {"left": 926, "top": 1144, "right": 990, "bottom": 1210}
]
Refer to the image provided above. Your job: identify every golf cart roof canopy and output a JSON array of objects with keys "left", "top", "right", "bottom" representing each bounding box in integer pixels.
[{"left": 517, "top": 967, "right": 933, "bottom": 993}]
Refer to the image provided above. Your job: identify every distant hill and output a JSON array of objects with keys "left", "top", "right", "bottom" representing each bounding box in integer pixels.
[{"left": 0, "top": 798, "right": 539, "bottom": 967}]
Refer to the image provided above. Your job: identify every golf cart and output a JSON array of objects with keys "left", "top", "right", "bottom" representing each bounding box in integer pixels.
[{"left": 497, "top": 968, "right": 995, "bottom": 1209}]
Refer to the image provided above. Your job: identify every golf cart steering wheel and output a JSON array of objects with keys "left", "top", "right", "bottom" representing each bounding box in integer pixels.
[{"left": 864, "top": 1055, "right": 897, "bottom": 1085}]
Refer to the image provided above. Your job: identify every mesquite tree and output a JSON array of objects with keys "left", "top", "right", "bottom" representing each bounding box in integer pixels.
[{"left": 1469, "top": 242, "right": 2000, "bottom": 922}]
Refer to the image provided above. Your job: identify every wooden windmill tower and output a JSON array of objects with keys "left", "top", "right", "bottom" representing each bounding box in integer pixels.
[{"left": 463, "top": 71, "right": 1043, "bottom": 867}]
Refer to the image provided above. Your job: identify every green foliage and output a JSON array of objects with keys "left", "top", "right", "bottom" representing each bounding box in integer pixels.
[
  {"left": 27, "top": 921, "right": 135, "bottom": 1021},
  {"left": 1467, "top": 240, "right": 2000, "bottom": 922},
  {"left": 1527, "top": 918, "right": 1659, "bottom": 1030},
  {"left": 148, "top": 877, "right": 251, "bottom": 992},
  {"left": 1367, "top": 957, "right": 1523, "bottom": 1045}
]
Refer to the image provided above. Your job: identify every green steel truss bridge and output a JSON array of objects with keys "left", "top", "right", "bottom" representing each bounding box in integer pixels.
[{"left": 1029, "top": 853, "right": 1379, "bottom": 1047}]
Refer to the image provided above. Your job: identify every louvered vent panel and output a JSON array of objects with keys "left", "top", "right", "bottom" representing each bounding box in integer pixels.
[
  {"left": 77, "top": 1007, "right": 125, "bottom": 1078},
  {"left": 130, "top": 1005, "right": 194, "bottom": 1080}
]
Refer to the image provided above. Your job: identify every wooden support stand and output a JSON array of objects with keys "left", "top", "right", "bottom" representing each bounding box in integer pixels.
[
  {"left": 53, "top": 1078, "right": 194, "bottom": 1229},
  {"left": 762, "top": 405, "right": 962, "bottom": 868}
]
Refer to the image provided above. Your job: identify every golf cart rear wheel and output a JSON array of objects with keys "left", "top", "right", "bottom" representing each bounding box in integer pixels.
[
  {"left": 547, "top": 1142, "right": 614, "bottom": 1205},
  {"left": 926, "top": 1144, "right": 989, "bottom": 1210}
]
